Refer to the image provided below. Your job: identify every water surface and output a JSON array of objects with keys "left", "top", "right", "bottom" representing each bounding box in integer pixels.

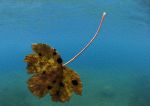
[{"left": 0, "top": 0, "right": 150, "bottom": 106}]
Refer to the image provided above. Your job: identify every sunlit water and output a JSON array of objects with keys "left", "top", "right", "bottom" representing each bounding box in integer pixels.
[{"left": 0, "top": 0, "right": 150, "bottom": 106}]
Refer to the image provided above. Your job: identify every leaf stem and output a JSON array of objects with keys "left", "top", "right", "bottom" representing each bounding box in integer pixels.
[{"left": 63, "top": 12, "right": 107, "bottom": 66}]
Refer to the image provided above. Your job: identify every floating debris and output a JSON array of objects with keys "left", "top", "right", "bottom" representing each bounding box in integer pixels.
[
  {"left": 24, "top": 43, "right": 82, "bottom": 102},
  {"left": 24, "top": 12, "right": 106, "bottom": 102}
]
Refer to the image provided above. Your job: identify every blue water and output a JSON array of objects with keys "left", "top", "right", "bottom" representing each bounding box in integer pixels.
[{"left": 0, "top": 0, "right": 150, "bottom": 106}]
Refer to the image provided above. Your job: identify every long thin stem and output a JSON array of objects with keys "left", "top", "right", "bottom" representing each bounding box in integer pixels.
[{"left": 63, "top": 12, "right": 107, "bottom": 66}]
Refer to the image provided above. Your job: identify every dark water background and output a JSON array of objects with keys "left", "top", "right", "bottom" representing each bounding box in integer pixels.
[{"left": 0, "top": 0, "right": 150, "bottom": 106}]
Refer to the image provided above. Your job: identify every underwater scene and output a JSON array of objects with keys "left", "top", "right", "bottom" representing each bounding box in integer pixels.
[{"left": 0, "top": 0, "right": 150, "bottom": 106}]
